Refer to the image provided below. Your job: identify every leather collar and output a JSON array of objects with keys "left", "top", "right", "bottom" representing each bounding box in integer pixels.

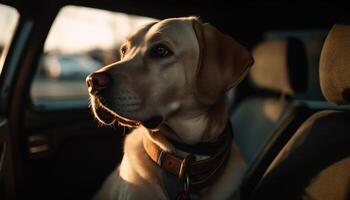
[
  {"left": 166, "top": 126, "right": 231, "bottom": 156},
  {"left": 143, "top": 123, "right": 233, "bottom": 190}
]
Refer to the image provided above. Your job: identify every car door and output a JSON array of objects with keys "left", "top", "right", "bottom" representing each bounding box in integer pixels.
[{"left": 0, "top": 2, "right": 157, "bottom": 200}]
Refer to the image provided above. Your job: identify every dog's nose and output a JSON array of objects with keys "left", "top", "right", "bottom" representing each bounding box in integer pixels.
[{"left": 86, "top": 72, "right": 110, "bottom": 94}]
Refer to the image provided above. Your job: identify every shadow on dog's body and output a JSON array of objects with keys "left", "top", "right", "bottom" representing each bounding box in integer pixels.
[{"left": 87, "top": 17, "right": 253, "bottom": 200}]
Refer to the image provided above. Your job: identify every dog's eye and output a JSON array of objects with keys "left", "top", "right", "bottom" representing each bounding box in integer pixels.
[{"left": 150, "top": 45, "right": 172, "bottom": 58}]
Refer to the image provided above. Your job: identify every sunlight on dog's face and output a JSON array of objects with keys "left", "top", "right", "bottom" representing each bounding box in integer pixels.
[{"left": 88, "top": 17, "right": 200, "bottom": 128}]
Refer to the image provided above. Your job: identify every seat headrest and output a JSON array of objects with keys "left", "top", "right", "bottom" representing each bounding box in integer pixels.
[
  {"left": 320, "top": 18, "right": 350, "bottom": 105},
  {"left": 250, "top": 38, "right": 308, "bottom": 95}
]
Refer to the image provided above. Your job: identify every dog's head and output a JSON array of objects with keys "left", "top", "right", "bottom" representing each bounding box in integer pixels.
[{"left": 86, "top": 17, "right": 253, "bottom": 130}]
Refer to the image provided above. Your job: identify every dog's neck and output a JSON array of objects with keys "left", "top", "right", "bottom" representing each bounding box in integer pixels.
[
  {"left": 141, "top": 99, "right": 233, "bottom": 195},
  {"left": 146, "top": 98, "right": 229, "bottom": 156}
]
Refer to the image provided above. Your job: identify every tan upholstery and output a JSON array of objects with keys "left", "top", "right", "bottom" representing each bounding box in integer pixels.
[
  {"left": 304, "top": 157, "right": 350, "bottom": 200},
  {"left": 251, "top": 17, "right": 350, "bottom": 200},
  {"left": 252, "top": 110, "right": 350, "bottom": 199},
  {"left": 320, "top": 23, "right": 350, "bottom": 104},
  {"left": 250, "top": 38, "right": 307, "bottom": 95}
]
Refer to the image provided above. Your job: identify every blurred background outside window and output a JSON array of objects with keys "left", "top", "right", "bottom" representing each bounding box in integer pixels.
[
  {"left": 31, "top": 5, "right": 157, "bottom": 109},
  {"left": 0, "top": 4, "right": 19, "bottom": 74}
]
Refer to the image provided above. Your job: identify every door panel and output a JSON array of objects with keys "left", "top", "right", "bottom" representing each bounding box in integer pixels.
[
  {"left": 20, "top": 109, "right": 125, "bottom": 200},
  {"left": 0, "top": 117, "right": 7, "bottom": 200}
]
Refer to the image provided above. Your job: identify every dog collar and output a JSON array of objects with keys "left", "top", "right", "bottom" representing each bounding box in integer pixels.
[
  {"left": 166, "top": 126, "right": 231, "bottom": 156},
  {"left": 142, "top": 123, "right": 233, "bottom": 192}
]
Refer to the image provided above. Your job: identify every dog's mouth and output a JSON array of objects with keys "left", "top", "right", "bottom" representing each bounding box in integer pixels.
[
  {"left": 90, "top": 96, "right": 139, "bottom": 127},
  {"left": 90, "top": 96, "right": 164, "bottom": 129}
]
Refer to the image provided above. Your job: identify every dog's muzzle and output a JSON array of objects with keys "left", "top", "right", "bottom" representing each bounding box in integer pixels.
[{"left": 86, "top": 72, "right": 166, "bottom": 130}]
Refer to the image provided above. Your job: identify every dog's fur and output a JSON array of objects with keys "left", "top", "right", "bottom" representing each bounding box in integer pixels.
[{"left": 88, "top": 17, "right": 253, "bottom": 200}]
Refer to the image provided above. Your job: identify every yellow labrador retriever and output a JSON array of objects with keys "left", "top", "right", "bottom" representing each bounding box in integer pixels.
[{"left": 86, "top": 17, "right": 253, "bottom": 200}]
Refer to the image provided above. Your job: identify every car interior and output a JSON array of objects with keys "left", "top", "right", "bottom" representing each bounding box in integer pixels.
[{"left": 0, "top": 0, "right": 349, "bottom": 199}]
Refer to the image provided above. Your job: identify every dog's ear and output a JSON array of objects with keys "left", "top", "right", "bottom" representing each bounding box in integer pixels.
[{"left": 192, "top": 19, "right": 254, "bottom": 105}]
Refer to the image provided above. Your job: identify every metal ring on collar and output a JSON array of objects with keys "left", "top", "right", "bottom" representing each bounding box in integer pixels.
[
  {"left": 179, "top": 154, "right": 194, "bottom": 180},
  {"left": 183, "top": 174, "right": 190, "bottom": 193}
]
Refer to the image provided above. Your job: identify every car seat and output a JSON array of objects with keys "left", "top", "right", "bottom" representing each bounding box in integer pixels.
[{"left": 250, "top": 17, "right": 350, "bottom": 200}]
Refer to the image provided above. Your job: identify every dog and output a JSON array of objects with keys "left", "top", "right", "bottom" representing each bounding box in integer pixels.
[{"left": 86, "top": 16, "right": 253, "bottom": 200}]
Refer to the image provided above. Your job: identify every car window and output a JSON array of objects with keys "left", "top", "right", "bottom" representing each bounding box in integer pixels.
[
  {"left": 0, "top": 4, "right": 19, "bottom": 74},
  {"left": 30, "top": 5, "right": 157, "bottom": 110}
]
